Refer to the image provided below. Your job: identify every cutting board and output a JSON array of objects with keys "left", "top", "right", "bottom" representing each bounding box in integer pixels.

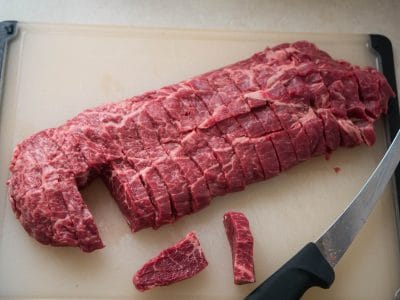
[{"left": 0, "top": 23, "right": 399, "bottom": 300}]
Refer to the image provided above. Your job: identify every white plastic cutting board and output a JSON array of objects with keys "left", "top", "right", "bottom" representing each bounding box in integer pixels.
[{"left": 0, "top": 24, "right": 399, "bottom": 300}]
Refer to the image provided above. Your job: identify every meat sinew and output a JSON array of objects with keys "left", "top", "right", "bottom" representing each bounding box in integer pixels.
[
  {"left": 7, "top": 41, "right": 394, "bottom": 251},
  {"left": 132, "top": 231, "right": 208, "bottom": 291},
  {"left": 223, "top": 212, "right": 255, "bottom": 284}
]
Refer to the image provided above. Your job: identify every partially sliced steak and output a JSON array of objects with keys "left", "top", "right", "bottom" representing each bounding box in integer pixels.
[
  {"left": 223, "top": 212, "right": 255, "bottom": 284},
  {"left": 8, "top": 41, "right": 394, "bottom": 251},
  {"left": 132, "top": 231, "right": 208, "bottom": 291}
]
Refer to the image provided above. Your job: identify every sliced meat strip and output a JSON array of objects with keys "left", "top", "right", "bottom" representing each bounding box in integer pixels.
[
  {"left": 47, "top": 127, "right": 93, "bottom": 187},
  {"left": 299, "top": 108, "right": 326, "bottom": 156},
  {"left": 336, "top": 118, "right": 364, "bottom": 147},
  {"left": 223, "top": 212, "right": 255, "bottom": 285},
  {"left": 140, "top": 166, "right": 174, "bottom": 228},
  {"left": 269, "top": 130, "right": 297, "bottom": 171},
  {"left": 245, "top": 84, "right": 316, "bottom": 160},
  {"left": 73, "top": 107, "right": 124, "bottom": 156},
  {"left": 181, "top": 130, "right": 228, "bottom": 196},
  {"left": 100, "top": 111, "right": 157, "bottom": 230},
  {"left": 218, "top": 118, "right": 264, "bottom": 184},
  {"left": 164, "top": 142, "right": 211, "bottom": 211},
  {"left": 36, "top": 130, "right": 103, "bottom": 251},
  {"left": 252, "top": 136, "right": 280, "bottom": 179},
  {"left": 181, "top": 78, "right": 231, "bottom": 128},
  {"left": 63, "top": 111, "right": 123, "bottom": 167},
  {"left": 185, "top": 80, "right": 246, "bottom": 191},
  {"left": 198, "top": 126, "right": 245, "bottom": 192},
  {"left": 102, "top": 160, "right": 156, "bottom": 232},
  {"left": 161, "top": 86, "right": 209, "bottom": 133},
  {"left": 206, "top": 71, "right": 250, "bottom": 116},
  {"left": 159, "top": 86, "right": 229, "bottom": 196},
  {"left": 264, "top": 102, "right": 307, "bottom": 162},
  {"left": 190, "top": 77, "right": 264, "bottom": 184},
  {"left": 134, "top": 109, "right": 191, "bottom": 218},
  {"left": 228, "top": 68, "right": 260, "bottom": 93},
  {"left": 354, "top": 67, "right": 393, "bottom": 118},
  {"left": 144, "top": 97, "right": 211, "bottom": 211},
  {"left": 8, "top": 133, "right": 73, "bottom": 246},
  {"left": 182, "top": 86, "right": 246, "bottom": 192},
  {"left": 16, "top": 189, "right": 52, "bottom": 244},
  {"left": 8, "top": 144, "right": 51, "bottom": 244},
  {"left": 132, "top": 231, "right": 208, "bottom": 291},
  {"left": 115, "top": 113, "right": 174, "bottom": 227},
  {"left": 227, "top": 68, "right": 302, "bottom": 176},
  {"left": 315, "top": 109, "right": 340, "bottom": 153},
  {"left": 25, "top": 131, "right": 79, "bottom": 247},
  {"left": 60, "top": 181, "right": 104, "bottom": 252},
  {"left": 209, "top": 71, "right": 265, "bottom": 138}
]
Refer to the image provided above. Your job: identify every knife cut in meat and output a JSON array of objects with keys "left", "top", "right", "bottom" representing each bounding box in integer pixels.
[
  {"left": 223, "top": 212, "right": 255, "bottom": 284},
  {"left": 7, "top": 41, "right": 394, "bottom": 251},
  {"left": 132, "top": 231, "right": 208, "bottom": 291}
]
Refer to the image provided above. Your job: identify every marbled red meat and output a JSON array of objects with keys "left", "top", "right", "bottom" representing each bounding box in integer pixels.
[
  {"left": 223, "top": 212, "right": 255, "bottom": 284},
  {"left": 132, "top": 231, "right": 208, "bottom": 291},
  {"left": 7, "top": 41, "right": 394, "bottom": 251}
]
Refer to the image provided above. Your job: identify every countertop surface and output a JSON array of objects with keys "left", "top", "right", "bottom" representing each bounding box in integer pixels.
[{"left": 0, "top": 0, "right": 399, "bottom": 84}]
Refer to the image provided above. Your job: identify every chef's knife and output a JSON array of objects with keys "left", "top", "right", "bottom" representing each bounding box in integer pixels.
[{"left": 246, "top": 129, "right": 400, "bottom": 300}]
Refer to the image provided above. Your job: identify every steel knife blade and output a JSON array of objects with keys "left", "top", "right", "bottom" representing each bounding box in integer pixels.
[{"left": 246, "top": 129, "right": 400, "bottom": 300}]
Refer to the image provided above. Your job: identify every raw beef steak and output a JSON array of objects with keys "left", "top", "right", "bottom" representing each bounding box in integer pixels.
[
  {"left": 7, "top": 41, "right": 394, "bottom": 251},
  {"left": 223, "top": 212, "right": 255, "bottom": 284},
  {"left": 132, "top": 231, "right": 208, "bottom": 291}
]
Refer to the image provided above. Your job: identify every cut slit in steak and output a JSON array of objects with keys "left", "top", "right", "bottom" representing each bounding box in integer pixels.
[
  {"left": 132, "top": 231, "right": 208, "bottom": 291},
  {"left": 223, "top": 212, "right": 255, "bottom": 284},
  {"left": 7, "top": 41, "right": 394, "bottom": 251}
]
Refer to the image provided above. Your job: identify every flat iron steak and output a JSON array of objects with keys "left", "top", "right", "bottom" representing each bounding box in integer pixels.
[{"left": 7, "top": 41, "right": 394, "bottom": 252}]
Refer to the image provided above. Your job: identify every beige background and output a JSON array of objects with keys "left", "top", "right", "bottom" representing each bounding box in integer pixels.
[{"left": 0, "top": 0, "right": 399, "bottom": 81}]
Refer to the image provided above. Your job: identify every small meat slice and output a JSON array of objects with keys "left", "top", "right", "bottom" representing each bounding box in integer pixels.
[
  {"left": 252, "top": 136, "right": 280, "bottom": 179},
  {"left": 144, "top": 101, "right": 211, "bottom": 210},
  {"left": 253, "top": 106, "right": 282, "bottom": 134},
  {"left": 300, "top": 108, "right": 327, "bottom": 156},
  {"left": 181, "top": 131, "right": 228, "bottom": 196},
  {"left": 316, "top": 109, "right": 340, "bottom": 152},
  {"left": 141, "top": 167, "right": 174, "bottom": 228},
  {"left": 186, "top": 78, "right": 231, "bottom": 128},
  {"left": 218, "top": 118, "right": 265, "bottom": 184},
  {"left": 164, "top": 142, "right": 211, "bottom": 211},
  {"left": 269, "top": 130, "right": 297, "bottom": 171},
  {"left": 55, "top": 180, "right": 104, "bottom": 252},
  {"left": 233, "top": 137, "right": 265, "bottom": 183},
  {"left": 199, "top": 127, "right": 245, "bottom": 192},
  {"left": 102, "top": 160, "right": 156, "bottom": 231},
  {"left": 48, "top": 128, "right": 92, "bottom": 187},
  {"left": 134, "top": 109, "right": 192, "bottom": 218},
  {"left": 268, "top": 102, "right": 312, "bottom": 161},
  {"left": 133, "top": 231, "right": 208, "bottom": 291},
  {"left": 110, "top": 114, "right": 174, "bottom": 227},
  {"left": 207, "top": 71, "right": 250, "bottom": 116},
  {"left": 223, "top": 212, "right": 255, "bottom": 285},
  {"left": 185, "top": 81, "right": 246, "bottom": 191}
]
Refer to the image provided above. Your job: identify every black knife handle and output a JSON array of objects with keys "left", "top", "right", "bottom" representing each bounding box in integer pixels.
[{"left": 245, "top": 243, "right": 335, "bottom": 300}]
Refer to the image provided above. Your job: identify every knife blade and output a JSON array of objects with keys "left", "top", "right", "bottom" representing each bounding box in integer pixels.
[{"left": 246, "top": 129, "right": 400, "bottom": 300}]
